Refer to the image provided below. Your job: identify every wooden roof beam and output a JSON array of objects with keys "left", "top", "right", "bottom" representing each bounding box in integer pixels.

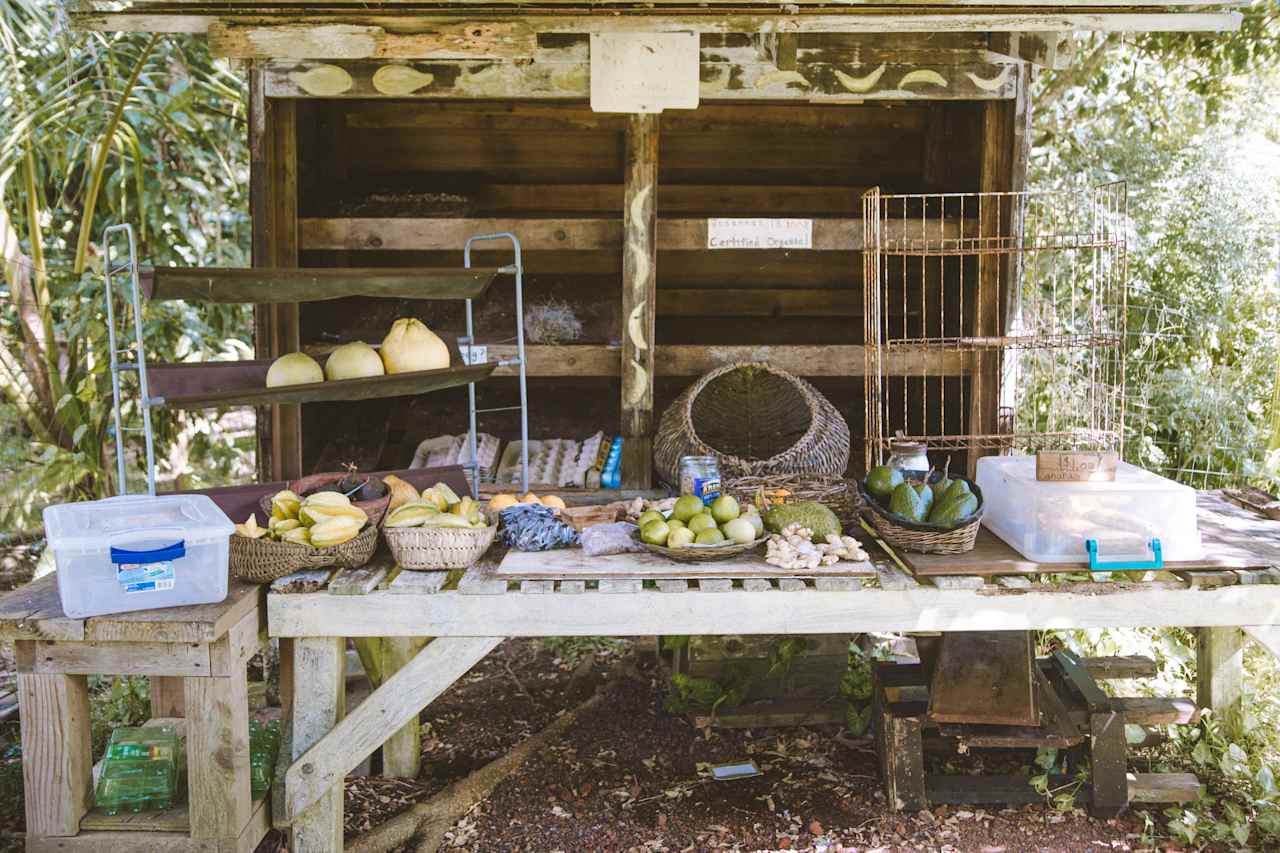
[{"left": 988, "top": 31, "right": 1076, "bottom": 69}]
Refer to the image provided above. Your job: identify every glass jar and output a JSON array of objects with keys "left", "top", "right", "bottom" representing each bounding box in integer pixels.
[
  {"left": 887, "top": 440, "right": 930, "bottom": 482},
  {"left": 679, "top": 455, "right": 722, "bottom": 505}
]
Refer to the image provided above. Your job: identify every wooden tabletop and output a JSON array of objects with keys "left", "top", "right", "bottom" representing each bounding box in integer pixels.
[{"left": 0, "top": 574, "right": 264, "bottom": 644}]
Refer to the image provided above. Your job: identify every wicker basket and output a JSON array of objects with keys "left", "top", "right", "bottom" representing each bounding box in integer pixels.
[
  {"left": 260, "top": 472, "right": 391, "bottom": 528},
  {"left": 229, "top": 522, "right": 379, "bottom": 584},
  {"left": 724, "top": 474, "right": 861, "bottom": 529},
  {"left": 858, "top": 479, "right": 984, "bottom": 555},
  {"left": 384, "top": 524, "right": 497, "bottom": 570},
  {"left": 654, "top": 363, "right": 850, "bottom": 487},
  {"left": 639, "top": 536, "right": 766, "bottom": 564}
]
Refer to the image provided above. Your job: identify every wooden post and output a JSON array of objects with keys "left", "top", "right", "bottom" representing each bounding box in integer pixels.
[
  {"left": 380, "top": 637, "right": 429, "bottom": 778},
  {"left": 289, "top": 637, "right": 346, "bottom": 853},
  {"left": 149, "top": 675, "right": 186, "bottom": 717},
  {"left": 184, "top": 653, "right": 253, "bottom": 841},
  {"left": 17, "top": 665, "right": 93, "bottom": 838},
  {"left": 874, "top": 686, "right": 926, "bottom": 812},
  {"left": 620, "top": 113, "right": 659, "bottom": 489},
  {"left": 1197, "top": 627, "right": 1245, "bottom": 723}
]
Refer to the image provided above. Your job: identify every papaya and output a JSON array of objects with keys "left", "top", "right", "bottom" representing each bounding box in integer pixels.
[
  {"left": 866, "top": 465, "right": 904, "bottom": 500},
  {"left": 889, "top": 482, "right": 928, "bottom": 522}
]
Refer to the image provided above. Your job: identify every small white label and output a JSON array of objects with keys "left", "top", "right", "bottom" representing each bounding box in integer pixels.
[
  {"left": 117, "top": 561, "right": 175, "bottom": 594},
  {"left": 458, "top": 344, "right": 488, "bottom": 366},
  {"left": 707, "top": 218, "right": 814, "bottom": 250}
]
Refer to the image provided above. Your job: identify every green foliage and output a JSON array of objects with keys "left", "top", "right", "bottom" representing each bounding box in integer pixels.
[
  {"left": 88, "top": 675, "right": 151, "bottom": 757},
  {"left": 540, "top": 636, "right": 628, "bottom": 667}
]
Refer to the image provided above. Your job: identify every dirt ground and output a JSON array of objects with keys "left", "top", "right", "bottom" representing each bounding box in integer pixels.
[{"left": 281, "top": 638, "right": 1165, "bottom": 853}]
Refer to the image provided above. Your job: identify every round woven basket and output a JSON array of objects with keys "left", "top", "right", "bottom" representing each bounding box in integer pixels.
[
  {"left": 638, "top": 536, "right": 766, "bottom": 564},
  {"left": 858, "top": 478, "right": 984, "bottom": 555},
  {"left": 260, "top": 472, "right": 391, "bottom": 528},
  {"left": 724, "top": 474, "right": 861, "bottom": 529},
  {"left": 384, "top": 524, "right": 497, "bottom": 571},
  {"left": 654, "top": 363, "right": 850, "bottom": 487},
  {"left": 229, "top": 522, "right": 379, "bottom": 584}
]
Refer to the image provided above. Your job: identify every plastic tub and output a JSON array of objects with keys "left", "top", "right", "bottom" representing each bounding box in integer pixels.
[
  {"left": 43, "top": 494, "right": 234, "bottom": 618},
  {"left": 976, "top": 456, "right": 1203, "bottom": 567}
]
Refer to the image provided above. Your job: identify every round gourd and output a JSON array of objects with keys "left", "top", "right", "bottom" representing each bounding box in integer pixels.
[
  {"left": 325, "top": 342, "right": 385, "bottom": 381},
  {"left": 381, "top": 318, "right": 450, "bottom": 374},
  {"left": 266, "top": 352, "right": 324, "bottom": 388}
]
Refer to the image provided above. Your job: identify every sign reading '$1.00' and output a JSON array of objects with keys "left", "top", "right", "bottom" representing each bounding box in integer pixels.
[{"left": 707, "top": 218, "right": 814, "bottom": 250}]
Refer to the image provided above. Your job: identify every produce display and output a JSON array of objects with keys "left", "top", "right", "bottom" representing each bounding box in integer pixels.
[
  {"left": 235, "top": 489, "right": 368, "bottom": 547},
  {"left": 384, "top": 482, "right": 490, "bottom": 530},
  {"left": 638, "top": 493, "right": 764, "bottom": 549},
  {"left": 763, "top": 501, "right": 842, "bottom": 541},
  {"left": 864, "top": 458, "right": 980, "bottom": 527},
  {"left": 264, "top": 316, "right": 451, "bottom": 388},
  {"left": 765, "top": 523, "right": 868, "bottom": 570}
]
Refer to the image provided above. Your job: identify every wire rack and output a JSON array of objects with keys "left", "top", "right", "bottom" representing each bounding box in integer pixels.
[{"left": 862, "top": 183, "right": 1128, "bottom": 472}]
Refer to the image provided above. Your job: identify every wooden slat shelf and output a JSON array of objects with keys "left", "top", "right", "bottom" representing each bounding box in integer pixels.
[
  {"left": 147, "top": 360, "right": 497, "bottom": 409},
  {"left": 141, "top": 265, "right": 499, "bottom": 304}
]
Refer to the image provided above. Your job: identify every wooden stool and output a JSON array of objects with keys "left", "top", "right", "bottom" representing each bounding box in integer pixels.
[{"left": 0, "top": 574, "right": 269, "bottom": 853}]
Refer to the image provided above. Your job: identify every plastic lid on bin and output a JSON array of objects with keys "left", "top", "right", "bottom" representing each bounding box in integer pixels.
[{"left": 43, "top": 493, "right": 234, "bottom": 549}]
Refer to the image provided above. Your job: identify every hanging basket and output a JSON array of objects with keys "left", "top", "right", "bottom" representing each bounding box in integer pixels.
[{"left": 654, "top": 362, "right": 850, "bottom": 487}]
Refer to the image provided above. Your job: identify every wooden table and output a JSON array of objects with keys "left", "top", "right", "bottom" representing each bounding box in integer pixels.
[
  {"left": 0, "top": 574, "right": 269, "bottom": 853},
  {"left": 266, "top": 495, "right": 1280, "bottom": 853}
]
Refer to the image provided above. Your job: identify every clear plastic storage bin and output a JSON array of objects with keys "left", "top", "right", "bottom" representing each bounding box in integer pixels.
[
  {"left": 43, "top": 494, "right": 234, "bottom": 618},
  {"left": 976, "top": 456, "right": 1203, "bottom": 567}
]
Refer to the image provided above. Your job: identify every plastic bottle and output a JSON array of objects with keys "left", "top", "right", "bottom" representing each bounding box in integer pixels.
[
  {"left": 600, "top": 436, "right": 623, "bottom": 490},
  {"left": 95, "top": 725, "right": 180, "bottom": 815},
  {"left": 250, "top": 719, "right": 281, "bottom": 799}
]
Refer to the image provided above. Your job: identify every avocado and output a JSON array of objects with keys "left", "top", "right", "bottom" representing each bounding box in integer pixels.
[
  {"left": 928, "top": 492, "right": 979, "bottom": 526},
  {"left": 866, "top": 465, "right": 904, "bottom": 500},
  {"left": 889, "top": 482, "right": 928, "bottom": 522}
]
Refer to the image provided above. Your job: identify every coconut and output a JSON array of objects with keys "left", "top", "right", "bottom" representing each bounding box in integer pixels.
[
  {"left": 266, "top": 352, "right": 324, "bottom": 388},
  {"left": 325, "top": 341, "right": 385, "bottom": 381},
  {"left": 381, "top": 318, "right": 451, "bottom": 374}
]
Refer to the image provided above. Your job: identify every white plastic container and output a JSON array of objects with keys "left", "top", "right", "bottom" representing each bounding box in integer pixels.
[
  {"left": 976, "top": 455, "right": 1203, "bottom": 566},
  {"left": 43, "top": 494, "right": 234, "bottom": 618}
]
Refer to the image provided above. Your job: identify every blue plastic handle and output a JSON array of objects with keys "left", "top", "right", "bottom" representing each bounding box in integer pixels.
[
  {"left": 110, "top": 541, "right": 186, "bottom": 565},
  {"left": 1086, "top": 538, "right": 1163, "bottom": 571}
]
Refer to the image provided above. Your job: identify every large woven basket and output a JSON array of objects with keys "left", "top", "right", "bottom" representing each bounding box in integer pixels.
[
  {"left": 858, "top": 479, "right": 984, "bottom": 555},
  {"left": 654, "top": 363, "right": 850, "bottom": 487},
  {"left": 229, "top": 523, "right": 378, "bottom": 584},
  {"left": 384, "top": 524, "right": 497, "bottom": 570},
  {"left": 725, "top": 474, "right": 861, "bottom": 529}
]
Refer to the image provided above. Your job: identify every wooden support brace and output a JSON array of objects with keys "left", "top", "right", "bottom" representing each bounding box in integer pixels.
[
  {"left": 18, "top": 667, "right": 93, "bottom": 838},
  {"left": 620, "top": 112, "right": 659, "bottom": 489},
  {"left": 185, "top": 662, "right": 253, "bottom": 841},
  {"left": 286, "top": 638, "right": 346, "bottom": 852},
  {"left": 285, "top": 636, "right": 502, "bottom": 822},
  {"left": 874, "top": 673, "right": 926, "bottom": 812},
  {"left": 380, "top": 637, "right": 431, "bottom": 778}
]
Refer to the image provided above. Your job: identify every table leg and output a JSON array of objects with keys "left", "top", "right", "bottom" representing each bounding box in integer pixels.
[
  {"left": 381, "top": 637, "right": 429, "bottom": 779},
  {"left": 150, "top": 675, "right": 186, "bottom": 717},
  {"left": 289, "top": 637, "right": 346, "bottom": 853},
  {"left": 17, "top": 664, "right": 93, "bottom": 837},
  {"left": 1197, "top": 627, "right": 1244, "bottom": 723},
  {"left": 185, "top": 662, "right": 253, "bottom": 842}
]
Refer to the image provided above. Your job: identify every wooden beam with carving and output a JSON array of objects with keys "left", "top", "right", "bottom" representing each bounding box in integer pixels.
[
  {"left": 620, "top": 114, "right": 659, "bottom": 489},
  {"left": 988, "top": 31, "right": 1075, "bottom": 68}
]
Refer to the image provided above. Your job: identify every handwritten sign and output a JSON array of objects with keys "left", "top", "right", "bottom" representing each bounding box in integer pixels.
[
  {"left": 1036, "top": 451, "right": 1118, "bottom": 482},
  {"left": 590, "top": 33, "right": 699, "bottom": 114},
  {"left": 707, "top": 219, "right": 814, "bottom": 250}
]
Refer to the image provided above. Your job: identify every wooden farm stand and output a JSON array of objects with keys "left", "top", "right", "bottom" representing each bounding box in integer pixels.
[{"left": 0, "top": 577, "right": 269, "bottom": 853}]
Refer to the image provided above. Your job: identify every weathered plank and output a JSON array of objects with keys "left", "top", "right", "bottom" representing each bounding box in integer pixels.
[
  {"left": 272, "top": 569, "right": 336, "bottom": 594},
  {"left": 185, "top": 669, "right": 253, "bottom": 841},
  {"left": 457, "top": 567, "right": 508, "bottom": 595},
  {"left": 518, "top": 580, "right": 556, "bottom": 594},
  {"left": 379, "top": 637, "right": 430, "bottom": 778},
  {"left": 16, "top": 639, "right": 212, "bottom": 677},
  {"left": 387, "top": 570, "right": 450, "bottom": 594},
  {"left": 1114, "top": 697, "right": 1200, "bottom": 726},
  {"left": 285, "top": 637, "right": 502, "bottom": 821},
  {"left": 657, "top": 579, "right": 691, "bottom": 594},
  {"left": 284, "top": 637, "right": 345, "bottom": 851},
  {"left": 18, "top": 670, "right": 93, "bottom": 837},
  {"left": 1197, "top": 627, "right": 1244, "bottom": 717},
  {"left": 1128, "top": 772, "right": 1203, "bottom": 804},
  {"left": 599, "top": 578, "right": 644, "bottom": 594},
  {"left": 620, "top": 112, "right": 658, "bottom": 489},
  {"left": 696, "top": 578, "right": 734, "bottom": 593},
  {"left": 142, "top": 265, "right": 497, "bottom": 303},
  {"left": 494, "top": 545, "right": 876, "bottom": 580},
  {"left": 327, "top": 566, "right": 389, "bottom": 596},
  {"left": 0, "top": 576, "right": 83, "bottom": 641}
]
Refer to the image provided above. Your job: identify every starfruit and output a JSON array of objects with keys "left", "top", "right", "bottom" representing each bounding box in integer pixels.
[
  {"left": 422, "top": 513, "right": 474, "bottom": 529},
  {"left": 309, "top": 516, "right": 363, "bottom": 548},
  {"left": 384, "top": 501, "right": 439, "bottom": 528},
  {"left": 302, "top": 490, "right": 352, "bottom": 509},
  {"left": 431, "top": 482, "right": 461, "bottom": 505},
  {"left": 234, "top": 515, "right": 268, "bottom": 539},
  {"left": 419, "top": 488, "right": 450, "bottom": 512},
  {"left": 450, "top": 496, "right": 475, "bottom": 517},
  {"left": 270, "top": 490, "right": 301, "bottom": 520},
  {"left": 383, "top": 474, "right": 420, "bottom": 513},
  {"left": 269, "top": 517, "right": 302, "bottom": 539},
  {"left": 281, "top": 526, "right": 312, "bottom": 546},
  {"left": 300, "top": 503, "right": 368, "bottom": 527}
]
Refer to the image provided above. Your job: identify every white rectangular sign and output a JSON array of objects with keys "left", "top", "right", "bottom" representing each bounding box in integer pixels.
[
  {"left": 590, "top": 33, "right": 700, "bottom": 114},
  {"left": 706, "top": 218, "right": 814, "bottom": 250}
]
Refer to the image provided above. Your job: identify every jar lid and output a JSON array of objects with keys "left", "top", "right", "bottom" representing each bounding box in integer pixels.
[{"left": 889, "top": 439, "right": 927, "bottom": 455}]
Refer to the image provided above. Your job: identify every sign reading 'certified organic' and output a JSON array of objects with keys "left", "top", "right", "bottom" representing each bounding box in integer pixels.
[{"left": 707, "top": 218, "right": 813, "bottom": 250}]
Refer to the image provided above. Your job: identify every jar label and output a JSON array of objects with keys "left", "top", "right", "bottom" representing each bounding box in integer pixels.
[{"left": 692, "top": 476, "right": 722, "bottom": 504}]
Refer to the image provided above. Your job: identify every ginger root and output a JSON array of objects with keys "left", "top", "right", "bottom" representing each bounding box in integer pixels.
[{"left": 764, "top": 523, "right": 868, "bottom": 570}]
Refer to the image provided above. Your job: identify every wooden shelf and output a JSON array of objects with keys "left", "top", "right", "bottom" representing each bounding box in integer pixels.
[
  {"left": 147, "top": 360, "right": 497, "bottom": 409},
  {"left": 141, "top": 266, "right": 499, "bottom": 304}
]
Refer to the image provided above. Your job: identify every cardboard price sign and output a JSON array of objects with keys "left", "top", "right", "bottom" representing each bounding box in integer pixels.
[{"left": 1035, "top": 451, "right": 1118, "bottom": 482}]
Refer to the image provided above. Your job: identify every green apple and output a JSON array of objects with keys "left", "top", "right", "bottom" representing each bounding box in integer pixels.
[
  {"left": 671, "top": 494, "right": 705, "bottom": 523},
  {"left": 687, "top": 513, "right": 717, "bottom": 534},
  {"left": 710, "top": 495, "right": 740, "bottom": 525},
  {"left": 636, "top": 510, "right": 664, "bottom": 529},
  {"left": 666, "top": 518, "right": 686, "bottom": 531},
  {"left": 722, "top": 517, "right": 756, "bottom": 545},
  {"left": 667, "top": 527, "right": 695, "bottom": 548},
  {"left": 640, "top": 519, "right": 670, "bottom": 546},
  {"left": 694, "top": 528, "right": 726, "bottom": 546},
  {"left": 743, "top": 511, "right": 764, "bottom": 539}
]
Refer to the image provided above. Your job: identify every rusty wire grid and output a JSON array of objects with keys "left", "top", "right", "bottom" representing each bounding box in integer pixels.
[{"left": 862, "top": 183, "right": 1128, "bottom": 471}]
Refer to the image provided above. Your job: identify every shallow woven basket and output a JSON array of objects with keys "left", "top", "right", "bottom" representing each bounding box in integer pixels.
[
  {"left": 858, "top": 479, "right": 984, "bottom": 555},
  {"left": 639, "top": 536, "right": 766, "bottom": 564},
  {"left": 384, "top": 524, "right": 497, "bottom": 571},
  {"left": 259, "top": 472, "right": 391, "bottom": 528},
  {"left": 229, "top": 523, "right": 378, "bottom": 584},
  {"left": 654, "top": 363, "right": 850, "bottom": 487},
  {"left": 725, "top": 474, "right": 861, "bottom": 528}
]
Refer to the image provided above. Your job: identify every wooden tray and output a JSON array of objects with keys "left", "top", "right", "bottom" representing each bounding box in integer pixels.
[{"left": 492, "top": 547, "right": 876, "bottom": 581}]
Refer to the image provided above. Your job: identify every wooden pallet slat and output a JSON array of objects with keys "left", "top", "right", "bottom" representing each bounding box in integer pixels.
[
  {"left": 456, "top": 568, "right": 508, "bottom": 595},
  {"left": 327, "top": 567, "right": 389, "bottom": 596},
  {"left": 386, "top": 571, "right": 450, "bottom": 595}
]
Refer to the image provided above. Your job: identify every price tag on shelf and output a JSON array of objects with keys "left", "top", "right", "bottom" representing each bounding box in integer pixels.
[{"left": 458, "top": 343, "right": 488, "bottom": 366}]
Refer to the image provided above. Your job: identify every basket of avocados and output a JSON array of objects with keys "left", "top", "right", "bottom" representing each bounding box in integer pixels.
[{"left": 858, "top": 462, "right": 983, "bottom": 555}]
